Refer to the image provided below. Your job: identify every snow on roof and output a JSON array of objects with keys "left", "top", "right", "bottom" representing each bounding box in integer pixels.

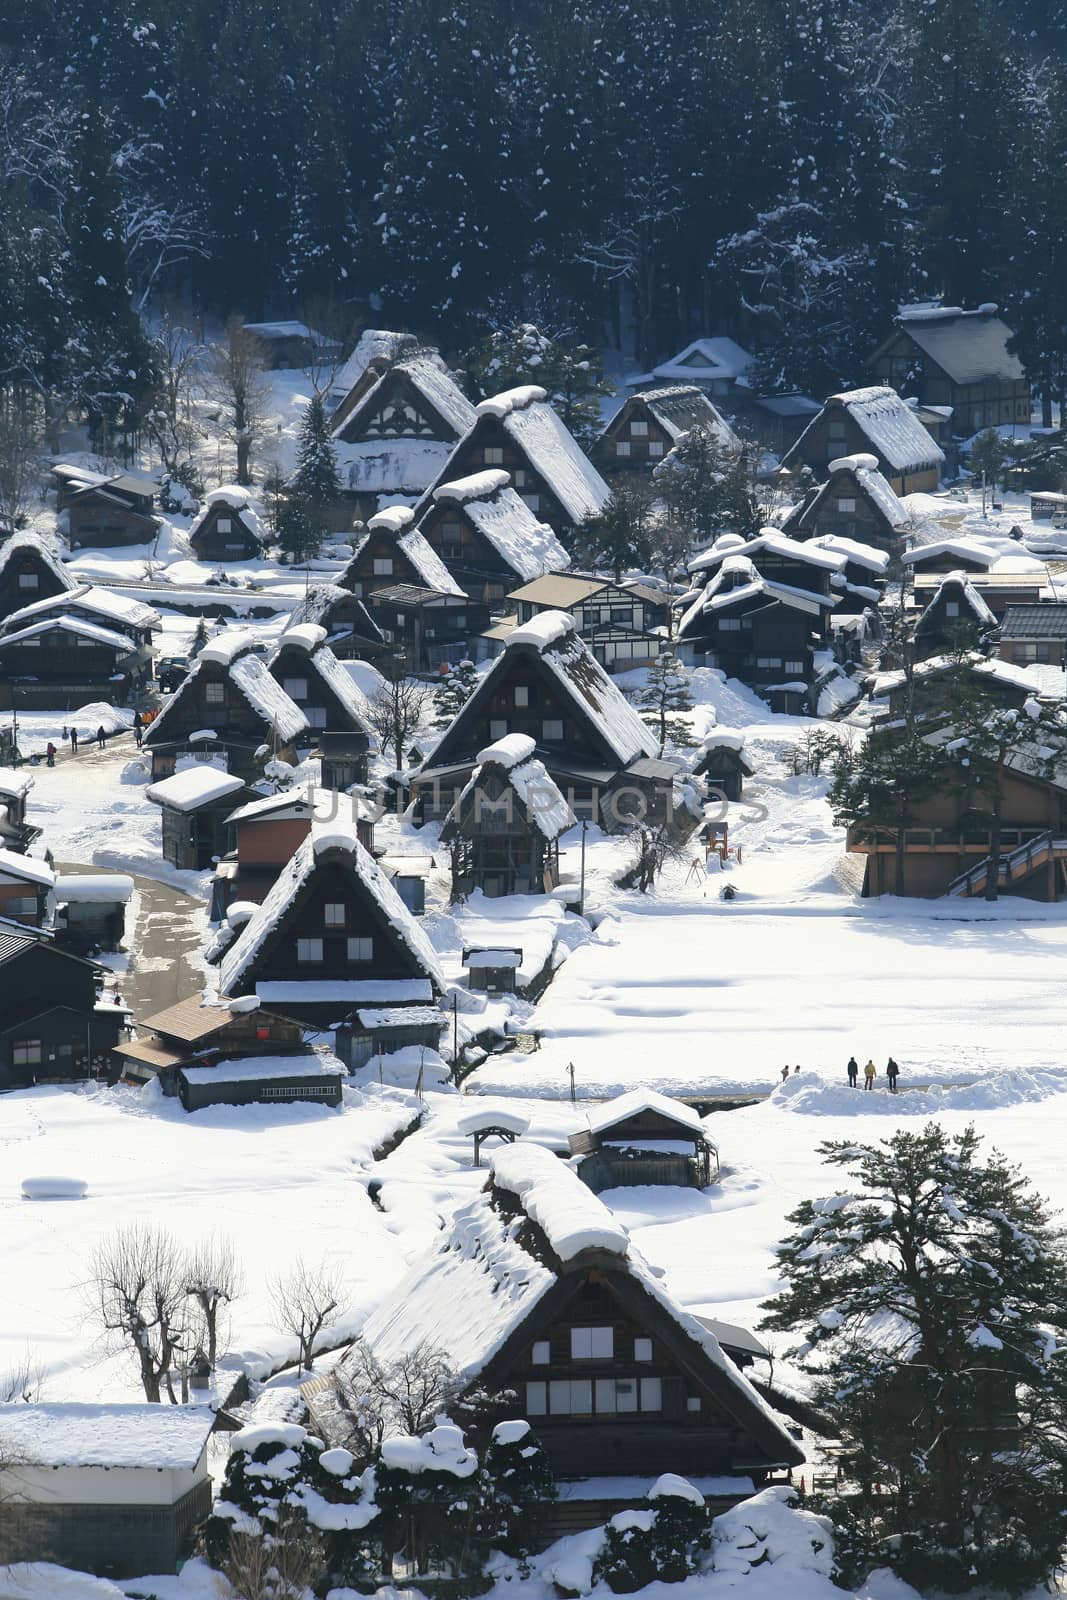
[
  {"left": 333, "top": 438, "right": 455, "bottom": 495},
  {"left": 188, "top": 487, "right": 268, "bottom": 548},
  {"left": 628, "top": 337, "right": 753, "bottom": 388},
  {"left": 438, "top": 475, "right": 571, "bottom": 583},
  {"left": 0, "top": 533, "right": 73, "bottom": 591},
  {"left": 53, "top": 873, "right": 133, "bottom": 904},
  {"left": 449, "top": 738, "right": 575, "bottom": 842},
  {"left": 829, "top": 387, "right": 944, "bottom": 472},
  {"left": 584, "top": 1088, "right": 705, "bottom": 1137},
  {"left": 348, "top": 511, "right": 463, "bottom": 597},
  {"left": 823, "top": 456, "right": 908, "bottom": 529},
  {"left": 368, "top": 506, "right": 415, "bottom": 534},
  {"left": 465, "top": 949, "right": 522, "bottom": 968},
  {"left": 284, "top": 583, "right": 387, "bottom": 638},
  {"left": 0, "top": 848, "right": 53, "bottom": 887},
  {"left": 491, "top": 1141, "right": 629, "bottom": 1260},
  {"left": 689, "top": 529, "right": 844, "bottom": 576},
  {"left": 340, "top": 356, "right": 476, "bottom": 441},
  {"left": 146, "top": 767, "right": 246, "bottom": 812},
  {"left": 330, "top": 329, "right": 421, "bottom": 399},
  {"left": 700, "top": 730, "right": 746, "bottom": 753},
  {"left": 477, "top": 732, "right": 536, "bottom": 768},
  {"left": 476, "top": 384, "right": 548, "bottom": 419},
  {"left": 454, "top": 1107, "right": 531, "bottom": 1136},
  {"left": 291, "top": 638, "right": 375, "bottom": 734},
  {"left": 0, "top": 1403, "right": 214, "bottom": 1469},
  {"left": 894, "top": 305, "right": 1025, "bottom": 385},
  {"left": 229, "top": 653, "right": 309, "bottom": 745},
  {"left": 279, "top": 623, "right": 329, "bottom": 653},
  {"left": 199, "top": 628, "right": 259, "bottom": 666},
  {"left": 220, "top": 816, "right": 445, "bottom": 998},
  {"left": 2, "top": 583, "right": 160, "bottom": 634},
  {"left": 354, "top": 1004, "right": 442, "bottom": 1029},
  {"left": 180, "top": 1051, "right": 343, "bottom": 1086},
  {"left": 808, "top": 534, "right": 891, "bottom": 573},
  {"left": 506, "top": 611, "right": 658, "bottom": 765},
  {"left": 918, "top": 570, "right": 997, "bottom": 628},
  {"left": 901, "top": 538, "right": 997, "bottom": 567},
  {"left": 497, "top": 395, "right": 611, "bottom": 525},
  {"left": 255, "top": 979, "right": 434, "bottom": 1006},
  {"left": 631, "top": 386, "right": 739, "bottom": 448},
  {"left": 0, "top": 771, "right": 33, "bottom": 799},
  {"left": 0, "top": 615, "right": 133, "bottom": 653},
  {"left": 244, "top": 320, "right": 337, "bottom": 346},
  {"left": 870, "top": 652, "right": 1040, "bottom": 696}
]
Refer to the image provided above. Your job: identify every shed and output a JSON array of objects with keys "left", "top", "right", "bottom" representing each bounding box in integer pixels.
[
  {"left": 242, "top": 320, "right": 342, "bottom": 369},
  {"left": 177, "top": 1048, "right": 344, "bottom": 1111},
  {"left": 455, "top": 1105, "right": 531, "bottom": 1167},
  {"left": 51, "top": 872, "right": 133, "bottom": 955},
  {"left": 0, "top": 1402, "right": 214, "bottom": 1578},
  {"left": 692, "top": 732, "right": 754, "bottom": 803},
  {"left": 114, "top": 994, "right": 303, "bottom": 1092},
  {"left": 146, "top": 767, "right": 249, "bottom": 870},
  {"left": 463, "top": 945, "right": 523, "bottom": 994},
  {"left": 334, "top": 1003, "right": 443, "bottom": 1072},
  {"left": 188, "top": 487, "right": 268, "bottom": 562},
  {"left": 568, "top": 1089, "right": 719, "bottom": 1191}
]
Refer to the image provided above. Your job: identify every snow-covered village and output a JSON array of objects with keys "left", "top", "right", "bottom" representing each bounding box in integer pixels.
[{"left": 8, "top": 3, "right": 1067, "bottom": 1598}]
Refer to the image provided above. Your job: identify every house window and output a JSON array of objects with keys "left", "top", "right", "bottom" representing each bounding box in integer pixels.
[
  {"left": 526, "top": 1381, "right": 547, "bottom": 1415},
  {"left": 616, "top": 441, "right": 632, "bottom": 458},
  {"left": 756, "top": 657, "right": 781, "bottom": 668},
  {"left": 324, "top": 902, "right": 345, "bottom": 927},
  {"left": 718, "top": 618, "right": 742, "bottom": 631},
  {"left": 522, "top": 494, "right": 541, "bottom": 512},
  {"left": 489, "top": 718, "right": 508, "bottom": 739},
  {"left": 347, "top": 937, "right": 373, "bottom": 961},
  {"left": 640, "top": 1377, "right": 663, "bottom": 1411},
  {"left": 648, "top": 442, "right": 664, "bottom": 458},
  {"left": 5, "top": 896, "right": 38, "bottom": 915},
  {"left": 283, "top": 677, "right": 309, "bottom": 700},
  {"left": 484, "top": 447, "right": 505, "bottom": 465},
  {"left": 634, "top": 1337, "right": 653, "bottom": 1362},
  {"left": 17, "top": 574, "right": 38, "bottom": 589},
  {"left": 687, "top": 1396, "right": 702, "bottom": 1412},
  {"left": 532, "top": 1340, "right": 551, "bottom": 1365},
  {"left": 350, "top": 581, "right": 364, "bottom": 597},
  {"left": 550, "top": 1379, "right": 593, "bottom": 1414},
  {"left": 373, "top": 558, "right": 394, "bottom": 576},
  {"left": 828, "top": 419, "right": 847, "bottom": 440},
  {"left": 515, "top": 685, "right": 529, "bottom": 707},
  {"left": 571, "top": 1326, "right": 613, "bottom": 1360},
  {"left": 784, "top": 659, "right": 805, "bottom": 674},
  {"left": 76, "top": 635, "right": 95, "bottom": 647},
  {"left": 297, "top": 938, "right": 323, "bottom": 963},
  {"left": 542, "top": 718, "right": 564, "bottom": 742},
  {"left": 204, "top": 681, "right": 225, "bottom": 704},
  {"left": 217, "top": 516, "right": 232, "bottom": 532},
  {"left": 596, "top": 1377, "right": 638, "bottom": 1414},
  {"left": 512, "top": 469, "right": 528, "bottom": 487},
  {"left": 12, "top": 1040, "right": 42, "bottom": 1066},
  {"left": 946, "top": 601, "right": 959, "bottom": 617},
  {"left": 836, "top": 497, "right": 856, "bottom": 513},
  {"left": 630, "top": 420, "right": 648, "bottom": 438}
]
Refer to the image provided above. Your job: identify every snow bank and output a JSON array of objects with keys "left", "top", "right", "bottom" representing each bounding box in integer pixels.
[
  {"left": 774, "top": 1066, "right": 1067, "bottom": 1118},
  {"left": 0, "top": 1566, "right": 126, "bottom": 1599},
  {"left": 490, "top": 1141, "right": 630, "bottom": 1261},
  {"left": 21, "top": 1176, "right": 88, "bottom": 1200},
  {"left": 712, "top": 1486, "right": 834, "bottom": 1578}
]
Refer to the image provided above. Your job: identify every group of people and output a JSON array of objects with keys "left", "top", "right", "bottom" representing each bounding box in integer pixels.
[
  {"left": 847, "top": 1055, "right": 901, "bottom": 1093},
  {"left": 45, "top": 712, "right": 146, "bottom": 766}
]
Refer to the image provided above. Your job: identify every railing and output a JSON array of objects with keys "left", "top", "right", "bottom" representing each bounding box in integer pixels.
[{"left": 947, "top": 831, "right": 1056, "bottom": 897}]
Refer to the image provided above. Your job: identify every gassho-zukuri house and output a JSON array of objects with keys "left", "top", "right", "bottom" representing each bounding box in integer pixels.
[{"left": 306, "top": 1141, "right": 801, "bottom": 1540}]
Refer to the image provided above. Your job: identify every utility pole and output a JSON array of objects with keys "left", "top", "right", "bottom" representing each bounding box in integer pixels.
[
  {"left": 578, "top": 817, "right": 588, "bottom": 918},
  {"left": 568, "top": 1060, "right": 576, "bottom": 1104}
]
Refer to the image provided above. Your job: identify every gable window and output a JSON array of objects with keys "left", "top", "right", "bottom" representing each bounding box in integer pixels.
[
  {"left": 306, "top": 706, "right": 328, "bottom": 728},
  {"left": 639, "top": 1377, "right": 663, "bottom": 1411},
  {"left": 630, "top": 420, "right": 648, "bottom": 438},
  {"left": 595, "top": 1377, "right": 638, "bottom": 1414},
  {"left": 283, "top": 677, "right": 309, "bottom": 700},
  {"left": 945, "top": 601, "right": 959, "bottom": 617},
  {"left": 512, "top": 469, "right": 528, "bottom": 487},
  {"left": 373, "top": 558, "right": 394, "bottom": 576},
  {"left": 687, "top": 1396, "right": 702, "bottom": 1412},
  {"left": 484, "top": 447, "right": 505, "bottom": 466},
  {"left": 532, "top": 1340, "right": 551, "bottom": 1365},
  {"left": 718, "top": 617, "right": 743, "bottom": 632},
  {"left": 784, "top": 659, "right": 805, "bottom": 674},
  {"left": 515, "top": 686, "right": 529, "bottom": 708},
  {"left": 217, "top": 516, "right": 232, "bottom": 532},
  {"left": 648, "top": 442, "right": 665, "bottom": 458},
  {"left": 616, "top": 441, "right": 631, "bottom": 458},
  {"left": 521, "top": 494, "right": 541, "bottom": 512},
  {"left": 17, "top": 574, "right": 38, "bottom": 589},
  {"left": 756, "top": 657, "right": 781, "bottom": 668},
  {"left": 489, "top": 718, "right": 508, "bottom": 739},
  {"left": 836, "top": 497, "right": 856, "bottom": 513},
  {"left": 204, "top": 681, "right": 225, "bottom": 704},
  {"left": 5, "top": 896, "right": 38, "bottom": 915},
  {"left": 12, "top": 1039, "right": 42, "bottom": 1066},
  {"left": 828, "top": 419, "right": 847, "bottom": 439},
  {"left": 297, "top": 938, "right": 323, "bottom": 963},
  {"left": 634, "top": 1337, "right": 653, "bottom": 1362},
  {"left": 550, "top": 1379, "right": 593, "bottom": 1414},
  {"left": 347, "top": 937, "right": 373, "bottom": 961},
  {"left": 571, "top": 1326, "right": 613, "bottom": 1360},
  {"left": 542, "top": 718, "right": 564, "bottom": 742},
  {"left": 324, "top": 902, "right": 345, "bottom": 927}
]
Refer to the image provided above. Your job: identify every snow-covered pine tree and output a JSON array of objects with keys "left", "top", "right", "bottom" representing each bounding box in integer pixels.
[
  {"left": 762, "top": 1123, "right": 1067, "bottom": 1593},
  {"left": 433, "top": 658, "right": 479, "bottom": 728},
  {"left": 463, "top": 323, "right": 612, "bottom": 444},
  {"left": 283, "top": 391, "right": 341, "bottom": 560},
  {"left": 637, "top": 653, "right": 696, "bottom": 756},
  {"left": 572, "top": 478, "right": 655, "bottom": 582},
  {"left": 594, "top": 1475, "right": 712, "bottom": 1592},
  {"left": 371, "top": 1422, "right": 489, "bottom": 1588},
  {"left": 655, "top": 429, "right": 760, "bottom": 550},
  {"left": 479, "top": 1419, "right": 555, "bottom": 1565}
]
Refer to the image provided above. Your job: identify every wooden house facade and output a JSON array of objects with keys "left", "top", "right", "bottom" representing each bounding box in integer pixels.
[
  {"left": 146, "top": 767, "right": 250, "bottom": 871},
  {"left": 210, "top": 788, "right": 375, "bottom": 914},
  {"left": 115, "top": 994, "right": 306, "bottom": 1090},
  {"left": 314, "top": 1142, "right": 801, "bottom": 1529},
  {"left": 0, "top": 616, "right": 151, "bottom": 710},
  {"left": 780, "top": 388, "right": 944, "bottom": 494},
  {"left": 187, "top": 488, "right": 267, "bottom": 562},
  {"left": 283, "top": 584, "right": 388, "bottom": 662},
  {"left": 0, "top": 534, "right": 74, "bottom": 621},
  {"left": 506, "top": 572, "right": 668, "bottom": 671},
  {"left": 596, "top": 386, "right": 738, "bottom": 475},
  {"left": 337, "top": 505, "right": 464, "bottom": 602},
  {"left": 365, "top": 583, "right": 487, "bottom": 673},
  {"left": 328, "top": 329, "right": 422, "bottom": 423},
  {"left": 441, "top": 733, "right": 575, "bottom": 900},
  {"left": 142, "top": 633, "right": 308, "bottom": 781},
  {"left": 913, "top": 572, "right": 998, "bottom": 659},
  {"left": 331, "top": 357, "right": 477, "bottom": 522},
  {"left": 998, "top": 605, "right": 1067, "bottom": 668},
  {"left": 217, "top": 816, "right": 444, "bottom": 1026},
  {"left": 415, "top": 386, "right": 611, "bottom": 539},
  {"left": 0, "top": 924, "right": 127, "bottom": 1090},
  {"left": 782, "top": 453, "right": 909, "bottom": 555},
  {"left": 268, "top": 625, "right": 376, "bottom": 749},
  {"left": 869, "top": 305, "right": 1030, "bottom": 438},
  {"left": 412, "top": 610, "right": 679, "bottom": 832},
  {"left": 417, "top": 470, "right": 570, "bottom": 605},
  {"left": 54, "top": 466, "right": 162, "bottom": 548},
  {"left": 0, "top": 848, "right": 53, "bottom": 926},
  {"left": 568, "top": 1090, "right": 718, "bottom": 1193}
]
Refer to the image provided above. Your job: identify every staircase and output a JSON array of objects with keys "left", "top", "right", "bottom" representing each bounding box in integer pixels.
[{"left": 946, "top": 831, "right": 1065, "bottom": 897}]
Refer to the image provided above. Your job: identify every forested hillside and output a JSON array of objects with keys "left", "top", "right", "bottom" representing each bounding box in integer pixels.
[{"left": 4, "top": 0, "right": 1067, "bottom": 420}]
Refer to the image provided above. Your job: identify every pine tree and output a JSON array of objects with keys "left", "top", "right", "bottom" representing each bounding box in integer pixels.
[
  {"left": 828, "top": 729, "right": 942, "bottom": 897},
  {"left": 479, "top": 1421, "right": 555, "bottom": 1566},
  {"left": 284, "top": 392, "right": 341, "bottom": 561},
  {"left": 277, "top": 497, "right": 320, "bottom": 565},
  {"left": 762, "top": 1124, "right": 1067, "bottom": 1593},
  {"left": 463, "top": 323, "right": 612, "bottom": 444},
  {"left": 572, "top": 479, "right": 656, "bottom": 581},
  {"left": 594, "top": 1478, "right": 712, "bottom": 1592},
  {"left": 655, "top": 429, "right": 760, "bottom": 550},
  {"left": 372, "top": 1423, "right": 488, "bottom": 1587},
  {"left": 433, "top": 658, "right": 480, "bottom": 728},
  {"left": 637, "top": 653, "right": 696, "bottom": 756}
]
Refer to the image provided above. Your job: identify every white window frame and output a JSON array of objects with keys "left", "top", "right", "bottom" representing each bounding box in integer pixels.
[
  {"left": 484, "top": 447, "right": 505, "bottom": 466},
  {"left": 629, "top": 420, "right": 648, "bottom": 438},
  {"left": 836, "top": 496, "right": 856, "bottom": 513},
  {"left": 296, "top": 938, "right": 323, "bottom": 963},
  {"left": 17, "top": 574, "right": 38, "bottom": 589},
  {"left": 282, "top": 677, "right": 309, "bottom": 700},
  {"left": 216, "top": 516, "right": 232, "bottom": 532},
  {"left": 648, "top": 441, "right": 665, "bottom": 458}
]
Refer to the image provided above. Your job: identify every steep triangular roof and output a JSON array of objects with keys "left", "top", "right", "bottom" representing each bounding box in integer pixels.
[
  {"left": 219, "top": 816, "right": 445, "bottom": 998},
  {"left": 0, "top": 533, "right": 74, "bottom": 593},
  {"left": 786, "top": 387, "right": 944, "bottom": 475},
  {"left": 890, "top": 305, "right": 1025, "bottom": 386},
  {"left": 144, "top": 631, "right": 309, "bottom": 748},
  {"left": 914, "top": 570, "right": 997, "bottom": 636},
  {"left": 427, "top": 611, "right": 657, "bottom": 773},
  {"left": 342, "top": 506, "right": 464, "bottom": 596},
  {"left": 283, "top": 584, "right": 387, "bottom": 643},
  {"left": 426, "top": 470, "right": 571, "bottom": 583},
  {"left": 604, "top": 386, "right": 738, "bottom": 449},
  {"left": 268, "top": 625, "right": 374, "bottom": 735},
  {"left": 350, "top": 1141, "right": 801, "bottom": 1468},
  {"left": 333, "top": 357, "right": 475, "bottom": 445},
  {"left": 781, "top": 453, "right": 907, "bottom": 536},
  {"left": 441, "top": 733, "right": 575, "bottom": 843},
  {"left": 1, "top": 582, "right": 160, "bottom": 637},
  {"left": 187, "top": 487, "right": 268, "bottom": 550}
]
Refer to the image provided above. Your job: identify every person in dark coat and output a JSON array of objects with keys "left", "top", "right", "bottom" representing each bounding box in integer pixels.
[
  {"left": 133, "top": 715, "right": 143, "bottom": 749},
  {"left": 45, "top": 742, "right": 56, "bottom": 767},
  {"left": 847, "top": 1056, "right": 859, "bottom": 1087},
  {"left": 886, "top": 1057, "right": 900, "bottom": 1094},
  {"left": 96, "top": 725, "right": 107, "bottom": 749},
  {"left": 69, "top": 727, "right": 78, "bottom": 753}
]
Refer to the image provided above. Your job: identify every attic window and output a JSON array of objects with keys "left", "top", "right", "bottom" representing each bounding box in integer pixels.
[
  {"left": 630, "top": 421, "right": 648, "bottom": 438},
  {"left": 324, "top": 902, "right": 345, "bottom": 927},
  {"left": 484, "top": 447, "right": 505, "bottom": 466},
  {"left": 204, "top": 682, "right": 225, "bottom": 704},
  {"left": 17, "top": 574, "right": 38, "bottom": 589},
  {"left": 616, "top": 442, "right": 632, "bottom": 458},
  {"left": 542, "top": 719, "right": 564, "bottom": 743},
  {"left": 373, "top": 558, "right": 394, "bottom": 576},
  {"left": 634, "top": 1337, "right": 652, "bottom": 1362},
  {"left": 571, "top": 1326, "right": 613, "bottom": 1360},
  {"left": 348, "top": 937, "right": 373, "bottom": 961},
  {"left": 297, "top": 938, "right": 323, "bottom": 963},
  {"left": 837, "top": 497, "right": 856, "bottom": 513},
  {"left": 283, "top": 678, "right": 309, "bottom": 700},
  {"left": 514, "top": 686, "right": 529, "bottom": 708},
  {"left": 946, "top": 601, "right": 960, "bottom": 618},
  {"left": 217, "top": 517, "right": 232, "bottom": 532},
  {"left": 532, "top": 1340, "right": 550, "bottom": 1364},
  {"left": 648, "top": 442, "right": 664, "bottom": 458}
]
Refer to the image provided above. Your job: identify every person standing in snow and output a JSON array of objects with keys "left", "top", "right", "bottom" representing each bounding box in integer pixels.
[
  {"left": 793, "top": 1065, "right": 800, "bottom": 1075},
  {"left": 96, "top": 725, "right": 106, "bottom": 750},
  {"left": 45, "top": 742, "right": 56, "bottom": 767},
  {"left": 781, "top": 1064, "right": 790, "bottom": 1083},
  {"left": 886, "top": 1058, "right": 900, "bottom": 1094},
  {"left": 69, "top": 727, "right": 78, "bottom": 754},
  {"left": 133, "top": 714, "right": 143, "bottom": 748},
  {"left": 847, "top": 1056, "right": 859, "bottom": 1087},
  {"left": 863, "top": 1059, "right": 877, "bottom": 1090}
]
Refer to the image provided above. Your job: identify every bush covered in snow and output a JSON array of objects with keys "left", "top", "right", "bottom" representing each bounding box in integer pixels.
[
  {"left": 482, "top": 1419, "right": 555, "bottom": 1567},
  {"left": 593, "top": 1474, "right": 713, "bottom": 1592}
]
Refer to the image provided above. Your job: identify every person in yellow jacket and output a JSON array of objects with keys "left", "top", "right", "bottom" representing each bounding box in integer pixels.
[{"left": 863, "top": 1059, "right": 877, "bottom": 1091}]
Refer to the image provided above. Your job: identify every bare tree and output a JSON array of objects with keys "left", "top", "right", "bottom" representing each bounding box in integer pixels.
[
  {"left": 145, "top": 315, "right": 204, "bottom": 482},
  {"left": 185, "top": 1235, "right": 244, "bottom": 1368},
  {"left": 0, "top": 1351, "right": 43, "bottom": 1404},
  {"left": 330, "top": 1342, "right": 463, "bottom": 1461},
  {"left": 269, "top": 1258, "right": 345, "bottom": 1372},
  {"left": 616, "top": 821, "right": 688, "bottom": 894},
  {"left": 369, "top": 676, "right": 432, "bottom": 771},
  {"left": 87, "top": 1227, "right": 188, "bottom": 1402},
  {"left": 0, "top": 387, "right": 43, "bottom": 530},
  {"left": 577, "top": 166, "right": 682, "bottom": 365},
  {"left": 221, "top": 1508, "right": 324, "bottom": 1600},
  {"left": 205, "top": 317, "right": 270, "bottom": 485}
]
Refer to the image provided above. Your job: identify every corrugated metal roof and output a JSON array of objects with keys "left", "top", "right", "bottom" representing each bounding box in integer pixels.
[
  {"left": 999, "top": 605, "right": 1067, "bottom": 640},
  {"left": 0, "top": 925, "right": 41, "bottom": 964}
]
